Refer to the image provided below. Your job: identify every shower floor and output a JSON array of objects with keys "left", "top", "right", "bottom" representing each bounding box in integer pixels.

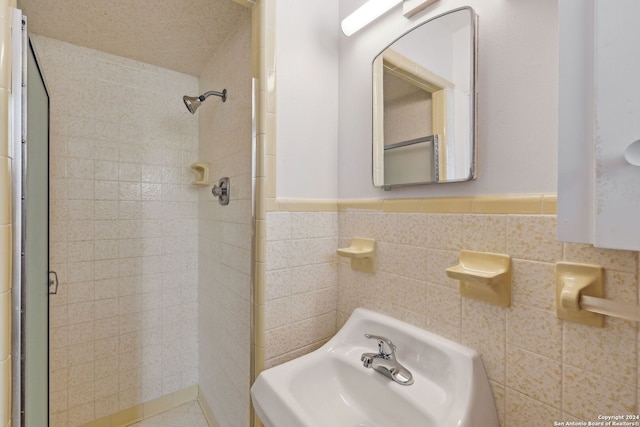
[{"left": 127, "top": 401, "right": 209, "bottom": 427}]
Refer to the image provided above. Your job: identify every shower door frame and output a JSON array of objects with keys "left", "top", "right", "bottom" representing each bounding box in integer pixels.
[{"left": 11, "top": 11, "right": 51, "bottom": 427}]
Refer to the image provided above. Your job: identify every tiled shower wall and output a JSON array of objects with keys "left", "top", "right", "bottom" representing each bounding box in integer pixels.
[
  {"left": 265, "top": 205, "right": 640, "bottom": 426},
  {"left": 34, "top": 36, "right": 200, "bottom": 427},
  {"left": 197, "top": 8, "right": 253, "bottom": 427}
]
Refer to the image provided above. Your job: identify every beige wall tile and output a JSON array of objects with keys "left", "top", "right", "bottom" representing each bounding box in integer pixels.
[
  {"left": 511, "top": 260, "right": 556, "bottom": 310},
  {"left": 505, "top": 388, "right": 561, "bottom": 427},
  {"left": 291, "top": 212, "right": 338, "bottom": 239},
  {"left": 341, "top": 210, "right": 378, "bottom": 241},
  {"left": 377, "top": 242, "right": 428, "bottom": 281},
  {"left": 461, "top": 327, "right": 504, "bottom": 383},
  {"left": 264, "top": 312, "right": 336, "bottom": 360},
  {"left": 424, "top": 250, "right": 457, "bottom": 290},
  {"left": 265, "top": 297, "right": 292, "bottom": 330},
  {"left": 427, "top": 283, "right": 461, "bottom": 328},
  {"left": 377, "top": 213, "right": 428, "bottom": 247},
  {"left": 428, "top": 214, "right": 462, "bottom": 250},
  {"left": 507, "top": 215, "right": 562, "bottom": 263},
  {"left": 506, "top": 346, "right": 562, "bottom": 407},
  {"left": 563, "top": 364, "right": 636, "bottom": 420},
  {"left": 564, "top": 242, "right": 637, "bottom": 273},
  {"left": 461, "top": 299, "right": 506, "bottom": 382},
  {"left": 489, "top": 381, "right": 505, "bottom": 427},
  {"left": 507, "top": 304, "right": 561, "bottom": 360},
  {"left": 563, "top": 321, "right": 636, "bottom": 384},
  {"left": 372, "top": 272, "right": 427, "bottom": 317},
  {"left": 290, "top": 287, "right": 337, "bottom": 322},
  {"left": 264, "top": 209, "right": 339, "bottom": 367},
  {"left": 425, "top": 319, "right": 461, "bottom": 343},
  {"left": 50, "top": 389, "right": 68, "bottom": 415},
  {"left": 266, "top": 212, "right": 291, "bottom": 241},
  {"left": 463, "top": 214, "right": 508, "bottom": 253}
]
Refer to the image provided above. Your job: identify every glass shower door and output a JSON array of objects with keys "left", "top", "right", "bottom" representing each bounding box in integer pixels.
[
  {"left": 22, "top": 36, "right": 50, "bottom": 427},
  {"left": 13, "top": 14, "right": 51, "bottom": 425}
]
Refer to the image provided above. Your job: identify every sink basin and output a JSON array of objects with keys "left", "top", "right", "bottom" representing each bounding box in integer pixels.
[{"left": 251, "top": 308, "right": 500, "bottom": 427}]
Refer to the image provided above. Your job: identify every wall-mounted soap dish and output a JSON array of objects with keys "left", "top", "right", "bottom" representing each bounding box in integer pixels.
[
  {"left": 337, "top": 238, "right": 376, "bottom": 273},
  {"left": 446, "top": 250, "right": 512, "bottom": 307},
  {"left": 190, "top": 162, "right": 210, "bottom": 186}
]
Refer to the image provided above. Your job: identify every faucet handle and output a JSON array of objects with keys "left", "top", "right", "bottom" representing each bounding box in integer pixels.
[{"left": 364, "top": 334, "right": 396, "bottom": 356}]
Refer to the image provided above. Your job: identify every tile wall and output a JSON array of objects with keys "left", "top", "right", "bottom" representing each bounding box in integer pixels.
[
  {"left": 33, "top": 36, "right": 201, "bottom": 427},
  {"left": 196, "top": 8, "right": 253, "bottom": 427},
  {"left": 264, "top": 211, "right": 338, "bottom": 367},
  {"left": 264, "top": 201, "right": 640, "bottom": 426}
]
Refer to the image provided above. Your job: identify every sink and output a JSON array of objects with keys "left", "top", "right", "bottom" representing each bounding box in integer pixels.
[{"left": 251, "top": 308, "right": 500, "bottom": 427}]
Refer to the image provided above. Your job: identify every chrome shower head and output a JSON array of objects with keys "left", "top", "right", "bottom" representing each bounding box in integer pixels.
[
  {"left": 183, "top": 89, "right": 227, "bottom": 114},
  {"left": 183, "top": 95, "right": 201, "bottom": 114}
]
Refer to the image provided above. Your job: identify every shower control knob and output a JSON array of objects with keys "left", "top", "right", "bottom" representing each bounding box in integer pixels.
[{"left": 212, "top": 177, "right": 230, "bottom": 205}]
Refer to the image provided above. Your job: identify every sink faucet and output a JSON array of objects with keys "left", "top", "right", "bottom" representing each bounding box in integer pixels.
[{"left": 361, "top": 334, "right": 414, "bottom": 385}]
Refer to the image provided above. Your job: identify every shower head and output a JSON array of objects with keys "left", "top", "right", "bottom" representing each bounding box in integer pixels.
[{"left": 183, "top": 89, "right": 227, "bottom": 114}]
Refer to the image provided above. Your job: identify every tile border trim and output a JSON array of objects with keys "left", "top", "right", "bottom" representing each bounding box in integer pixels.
[
  {"left": 266, "top": 194, "right": 558, "bottom": 214},
  {"left": 79, "top": 385, "right": 199, "bottom": 427},
  {"left": 197, "top": 387, "right": 222, "bottom": 427}
]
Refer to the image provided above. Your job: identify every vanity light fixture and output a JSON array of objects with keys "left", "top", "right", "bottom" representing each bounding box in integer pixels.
[
  {"left": 341, "top": 0, "right": 440, "bottom": 36},
  {"left": 341, "top": 0, "right": 403, "bottom": 36}
]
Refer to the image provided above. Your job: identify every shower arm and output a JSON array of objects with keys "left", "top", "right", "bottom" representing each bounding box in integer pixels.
[
  {"left": 200, "top": 89, "right": 227, "bottom": 103},
  {"left": 183, "top": 88, "right": 227, "bottom": 114}
]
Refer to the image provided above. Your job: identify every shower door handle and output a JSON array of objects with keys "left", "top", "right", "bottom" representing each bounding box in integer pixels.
[
  {"left": 49, "top": 270, "right": 59, "bottom": 295},
  {"left": 212, "top": 177, "right": 230, "bottom": 205}
]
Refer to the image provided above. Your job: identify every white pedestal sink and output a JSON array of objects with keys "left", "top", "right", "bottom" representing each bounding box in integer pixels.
[{"left": 251, "top": 308, "right": 500, "bottom": 427}]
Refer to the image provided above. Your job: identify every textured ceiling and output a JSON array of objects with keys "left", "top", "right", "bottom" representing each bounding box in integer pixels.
[{"left": 18, "top": 0, "right": 248, "bottom": 76}]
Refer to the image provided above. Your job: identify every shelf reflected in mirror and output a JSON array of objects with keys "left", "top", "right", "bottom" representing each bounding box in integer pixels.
[{"left": 372, "top": 7, "right": 478, "bottom": 189}]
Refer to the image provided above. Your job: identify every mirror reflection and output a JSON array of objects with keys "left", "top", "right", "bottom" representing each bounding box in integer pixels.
[{"left": 373, "top": 7, "right": 477, "bottom": 189}]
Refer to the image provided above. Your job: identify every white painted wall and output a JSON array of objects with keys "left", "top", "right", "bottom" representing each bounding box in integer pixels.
[{"left": 276, "top": 0, "right": 340, "bottom": 199}]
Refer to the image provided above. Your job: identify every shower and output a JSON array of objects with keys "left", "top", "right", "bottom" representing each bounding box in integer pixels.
[
  {"left": 183, "top": 89, "right": 227, "bottom": 113},
  {"left": 15, "top": 0, "right": 254, "bottom": 424}
]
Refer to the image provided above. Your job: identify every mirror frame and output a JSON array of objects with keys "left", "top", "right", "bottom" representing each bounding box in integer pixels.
[{"left": 372, "top": 6, "right": 478, "bottom": 189}]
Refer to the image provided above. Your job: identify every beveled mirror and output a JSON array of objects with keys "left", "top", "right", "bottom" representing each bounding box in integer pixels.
[{"left": 373, "top": 7, "right": 477, "bottom": 189}]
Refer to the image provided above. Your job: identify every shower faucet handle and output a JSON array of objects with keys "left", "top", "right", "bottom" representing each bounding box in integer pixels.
[{"left": 212, "top": 177, "right": 230, "bottom": 205}]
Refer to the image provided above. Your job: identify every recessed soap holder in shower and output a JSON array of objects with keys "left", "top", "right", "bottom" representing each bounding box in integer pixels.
[
  {"left": 212, "top": 177, "right": 230, "bottom": 205},
  {"left": 190, "top": 162, "right": 210, "bottom": 186}
]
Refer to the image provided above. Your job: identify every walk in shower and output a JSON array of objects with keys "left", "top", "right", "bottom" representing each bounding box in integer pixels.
[{"left": 15, "top": 0, "right": 255, "bottom": 425}]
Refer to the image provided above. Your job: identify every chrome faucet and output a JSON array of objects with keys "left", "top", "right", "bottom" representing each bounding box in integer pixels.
[{"left": 360, "top": 334, "right": 414, "bottom": 385}]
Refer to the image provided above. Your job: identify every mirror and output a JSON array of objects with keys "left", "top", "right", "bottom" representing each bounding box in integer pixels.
[{"left": 373, "top": 7, "right": 477, "bottom": 189}]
